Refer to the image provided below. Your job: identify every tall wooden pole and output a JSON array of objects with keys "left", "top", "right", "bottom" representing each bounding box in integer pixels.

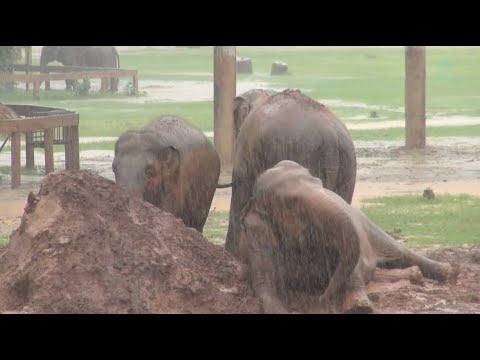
[
  {"left": 405, "top": 46, "right": 426, "bottom": 149},
  {"left": 214, "top": 46, "right": 236, "bottom": 169},
  {"left": 25, "top": 46, "right": 32, "bottom": 92}
]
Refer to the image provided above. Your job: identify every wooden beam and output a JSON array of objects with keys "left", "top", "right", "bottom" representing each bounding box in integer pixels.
[
  {"left": 0, "top": 69, "right": 138, "bottom": 83},
  {"left": 213, "top": 46, "right": 236, "bottom": 168},
  {"left": 0, "top": 113, "right": 79, "bottom": 133},
  {"left": 10, "top": 132, "right": 21, "bottom": 188},
  {"left": 405, "top": 46, "right": 426, "bottom": 149}
]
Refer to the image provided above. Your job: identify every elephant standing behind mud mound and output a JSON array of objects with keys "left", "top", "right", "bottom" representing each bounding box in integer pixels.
[
  {"left": 113, "top": 116, "right": 220, "bottom": 232},
  {"left": 226, "top": 89, "right": 357, "bottom": 255},
  {"left": 238, "top": 161, "right": 457, "bottom": 314},
  {"left": 40, "top": 46, "right": 120, "bottom": 91}
]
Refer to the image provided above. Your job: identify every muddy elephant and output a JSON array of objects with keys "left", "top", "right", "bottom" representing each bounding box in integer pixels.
[
  {"left": 40, "top": 46, "right": 120, "bottom": 91},
  {"left": 226, "top": 89, "right": 357, "bottom": 255},
  {"left": 238, "top": 161, "right": 456, "bottom": 314},
  {"left": 112, "top": 115, "right": 220, "bottom": 232}
]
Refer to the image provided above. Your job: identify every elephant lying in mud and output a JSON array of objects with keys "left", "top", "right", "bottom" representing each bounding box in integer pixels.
[
  {"left": 226, "top": 89, "right": 357, "bottom": 255},
  {"left": 238, "top": 161, "right": 457, "bottom": 314},
  {"left": 113, "top": 116, "right": 220, "bottom": 232}
]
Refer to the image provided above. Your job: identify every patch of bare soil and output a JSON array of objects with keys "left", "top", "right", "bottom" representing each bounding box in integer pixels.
[
  {"left": 368, "top": 247, "right": 480, "bottom": 313},
  {"left": 0, "top": 171, "right": 259, "bottom": 314}
]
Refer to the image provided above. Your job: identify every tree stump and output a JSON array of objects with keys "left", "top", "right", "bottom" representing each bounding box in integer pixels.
[
  {"left": 236, "top": 57, "right": 253, "bottom": 74},
  {"left": 271, "top": 61, "right": 288, "bottom": 75}
]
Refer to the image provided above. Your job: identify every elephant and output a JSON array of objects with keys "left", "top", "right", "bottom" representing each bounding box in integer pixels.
[
  {"left": 233, "top": 89, "right": 277, "bottom": 139},
  {"left": 225, "top": 89, "right": 357, "bottom": 256},
  {"left": 112, "top": 115, "right": 220, "bottom": 233},
  {"left": 238, "top": 160, "right": 457, "bottom": 314},
  {"left": 39, "top": 46, "right": 120, "bottom": 91}
]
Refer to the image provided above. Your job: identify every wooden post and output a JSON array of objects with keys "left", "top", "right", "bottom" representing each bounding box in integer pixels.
[
  {"left": 25, "top": 47, "right": 32, "bottom": 92},
  {"left": 64, "top": 126, "right": 72, "bottom": 170},
  {"left": 33, "top": 81, "right": 40, "bottom": 99},
  {"left": 44, "top": 128, "right": 54, "bottom": 174},
  {"left": 71, "top": 124, "right": 80, "bottom": 170},
  {"left": 10, "top": 132, "right": 21, "bottom": 189},
  {"left": 64, "top": 124, "right": 79, "bottom": 170},
  {"left": 25, "top": 132, "right": 35, "bottom": 169},
  {"left": 132, "top": 72, "right": 138, "bottom": 94},
  {"left": 405, "top": 46, "right": 426, "bottom": 149},
  {"left": 213, "top": 46, "right": 236, "bottom": 169}
]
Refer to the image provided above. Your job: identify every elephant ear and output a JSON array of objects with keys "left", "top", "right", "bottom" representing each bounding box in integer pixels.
[
  {"left": 233, "top": 96, "right": 251, "bottom": 138},
  {"left": 158, "top": 145, "right": 180, "bottom": 174}
]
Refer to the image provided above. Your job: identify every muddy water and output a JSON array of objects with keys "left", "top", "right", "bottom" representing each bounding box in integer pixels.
[{"left": 1, "top": 137, "right": 479, "bottom": 236}]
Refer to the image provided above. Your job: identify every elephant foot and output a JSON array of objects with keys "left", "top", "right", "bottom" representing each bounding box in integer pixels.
[
  {"left": 374, "top": 266, "right": 424, "bottom": 285},
  {"left": 342, "top": 288, "right": 375, "bottom": 314},
  {"left": 423, "top": 261, "right": 459, "bottom": 284}
]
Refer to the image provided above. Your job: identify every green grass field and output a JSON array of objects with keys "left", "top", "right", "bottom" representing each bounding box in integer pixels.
[{"left": 2, "top": 46, "right": 480, "bottom": 141}]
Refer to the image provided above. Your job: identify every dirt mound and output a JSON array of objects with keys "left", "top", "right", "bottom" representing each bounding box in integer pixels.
[
  {"left": 368, "top": 247, "right": 480, "bottom": 313},
  {"left": 0, "top": 171, "right": 259, "bottom": 314}
]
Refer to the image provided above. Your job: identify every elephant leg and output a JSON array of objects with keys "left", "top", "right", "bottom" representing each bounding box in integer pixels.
[
  {"left": 355, "top": 209, "right": 457, "bottom": 283},
  {"left": 101, "top": 78, "right": 108, "bottom": 92},
  {"left": 241, "top": 213, "right": 289, "bottom": 314},
  {"left": 341, "top": 269, "right": 374, "bottom": 313},
  {"left": 110, "top": 78, "right": 119, "bottom": 92},
  {"left": 226, "top": 170, "right": 255, "bottom": 256},
  {"left": 316, "top": 220, "right": 360, "bottom": 311}
]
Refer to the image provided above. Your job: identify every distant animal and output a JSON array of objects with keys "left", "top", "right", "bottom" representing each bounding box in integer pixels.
[
  {"left": 40, "top": 46, "right": 120, "bottom": 91},
  {"left": 238, "top": 161, "right": 456, "bottom": 313},
  {"left": 226, "top": 89, "right": 357, "bottom": 256},
  {"left": 112, "top": 116, "right": 220, "bottom": 232}
]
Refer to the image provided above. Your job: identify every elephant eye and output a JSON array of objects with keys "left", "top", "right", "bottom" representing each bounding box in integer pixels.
[{"left": 145, "top": 165, "right": 155, "bottom": 178}]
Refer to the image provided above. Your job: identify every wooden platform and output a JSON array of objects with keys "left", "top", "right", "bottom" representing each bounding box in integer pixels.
[
  {"left": 0, "top": 64, "right": 138, "bottom": 98},
  {"left": 0, "top": 104, "right": 80, "bottom": 188}
]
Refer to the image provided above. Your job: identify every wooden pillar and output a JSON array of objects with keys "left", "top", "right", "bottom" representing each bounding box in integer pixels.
[
  {"left": 132, "top": 72, "right": 138, "bottom": 94},
  {"left": 10, "top": 132, "right": 21, "bottom": 189},
  {"left": 213, "top": 46, "right": 236, "bottom": 169},
  {"left": 44, "top": 128, "right": 54, "bottom": 174},
  {"left": 405, "top": 46, "right": 426, "bottom": 149},
  {"left": 33, "top": 81, "right": 40, "bottom": 99},
  {"left": 25, "top": 132, "right": 35, "bottom": 169},
  {"left": 64, "top": 126, "right": 72, "bottom": 170},
  {"left": 64, "top": 124, "right": 79, "bottom": 170},
  {"left": 25, "top": 46, "right": 32, "bottom": 92}
]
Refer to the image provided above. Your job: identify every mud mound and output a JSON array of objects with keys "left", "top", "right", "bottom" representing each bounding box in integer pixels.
[{"left": 0, "top": 171, "right": 259, "bottom": 314}]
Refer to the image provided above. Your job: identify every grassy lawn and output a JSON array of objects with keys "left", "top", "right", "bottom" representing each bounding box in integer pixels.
[
  {"left": 1, "top": 46, "right": 479, "bottom": 144},
  {"left": 203, "top": 210, "right": 229, "bottom": 246},
  {"left": 362, "top": 194, "right": 480, "bottom": 247}
]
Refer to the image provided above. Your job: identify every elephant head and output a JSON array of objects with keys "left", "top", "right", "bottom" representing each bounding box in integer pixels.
[
  {"left": 40, "top": 46, "right": 61, "bottom": 66},
  {"left": 113, "top": 132, "right": 180, "bottom": 212},
  {"left": 233, "top": 89, "right": 277, "bottom": 139}
]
